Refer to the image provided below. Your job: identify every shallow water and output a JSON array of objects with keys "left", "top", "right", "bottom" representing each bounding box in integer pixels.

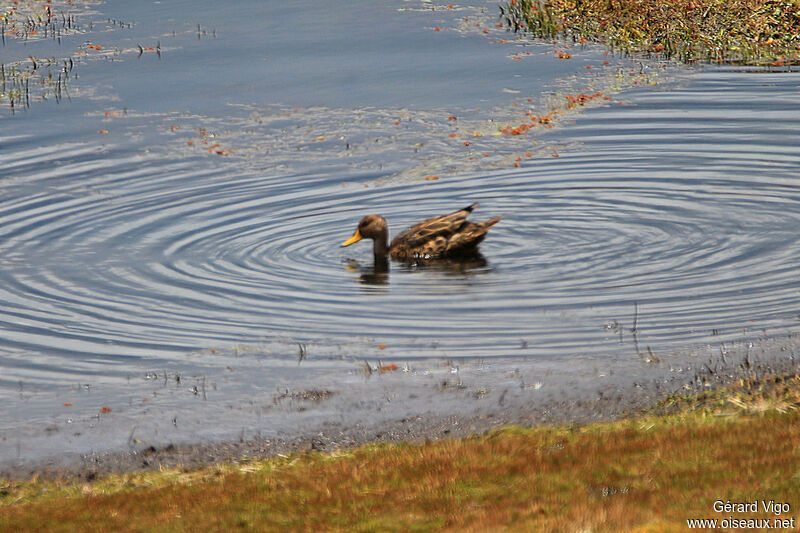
[{"left": 2, "top": 0, "right": 800, "bottom": 461}]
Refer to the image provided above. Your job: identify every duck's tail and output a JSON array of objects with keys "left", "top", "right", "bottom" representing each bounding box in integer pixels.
[{"left": 483, "top": 214, "right": 503, "bottom": 228}]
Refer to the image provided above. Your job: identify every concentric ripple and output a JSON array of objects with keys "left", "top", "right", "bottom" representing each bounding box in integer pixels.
[{"left": 2, "top": 69, "right": 800, "bottom": 391}]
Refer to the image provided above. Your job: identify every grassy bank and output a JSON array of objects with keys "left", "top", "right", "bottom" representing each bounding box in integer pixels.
[
  {"left": 2, "top": 375, "right": 800, "bottom": 531},
  {"left": 501, "top": 0, "right": 800, "bottom": 65}
]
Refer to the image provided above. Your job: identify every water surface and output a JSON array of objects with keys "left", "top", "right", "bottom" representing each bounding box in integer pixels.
[{"left": 2, "top": 0, "right": 800, "bottom": 461}]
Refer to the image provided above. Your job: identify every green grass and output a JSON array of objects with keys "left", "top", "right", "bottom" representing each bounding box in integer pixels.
[
  {"left": 2, "top": 375, "right": 800, "bottom": 531},
  {"left": 501, "top": 0, "right": 800, "bottom": 65}
]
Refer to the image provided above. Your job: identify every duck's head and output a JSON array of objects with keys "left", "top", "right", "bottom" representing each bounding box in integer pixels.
[{"left": 342, "top": 215, "right": 388, "bottom": 247}]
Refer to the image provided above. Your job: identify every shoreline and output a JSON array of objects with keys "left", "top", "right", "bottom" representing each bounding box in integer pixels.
[{"left": 4, "top": 331, "right": 799, "bottom": 482}]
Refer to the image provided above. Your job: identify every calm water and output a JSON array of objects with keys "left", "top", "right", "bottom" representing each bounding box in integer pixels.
[{"left": 1, "top": 1, "right": 800, "bottom": 417}]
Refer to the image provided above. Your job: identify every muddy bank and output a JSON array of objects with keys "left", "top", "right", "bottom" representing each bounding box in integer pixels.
[{"left": 2, "top": 332, "right": 798, "bottom": 482}]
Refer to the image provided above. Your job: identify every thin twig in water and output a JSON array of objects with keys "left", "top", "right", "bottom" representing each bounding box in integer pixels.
[
  {"left": 498, "top": 388, "right": 508, "bottom": 406},
  {"left": 631, "top": 302, "right": 641, "bottom": 357}
]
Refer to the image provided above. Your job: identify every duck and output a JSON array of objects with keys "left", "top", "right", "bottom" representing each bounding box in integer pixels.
[{"left": 341, "top": 203, "right": 502, "bottom": 261}]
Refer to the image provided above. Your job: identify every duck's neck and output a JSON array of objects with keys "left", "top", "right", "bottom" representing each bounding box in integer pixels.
[
  {"left": 373, "top": 235, "right": 389, "bottom": 257},
  {"left": 370, "top": 226, "right": 390, "bottom": 257}
]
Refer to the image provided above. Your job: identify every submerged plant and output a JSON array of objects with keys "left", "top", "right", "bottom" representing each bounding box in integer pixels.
[{"left": 0, "top": 57, "right": 74, "bottom": 110}]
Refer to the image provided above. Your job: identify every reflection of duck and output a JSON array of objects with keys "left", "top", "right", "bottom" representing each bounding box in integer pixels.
[
  {"left": 397, "top": 252, "right": 488, "bottom": 274},
  {"left": 347, "top": 252, "right": 489, "bottom": 286},
  {"left": 345, "top": 257, "right": 390, "bottom": 286},
  {"left": 341, "top": 203, "right": 502, "bottom": 260}
]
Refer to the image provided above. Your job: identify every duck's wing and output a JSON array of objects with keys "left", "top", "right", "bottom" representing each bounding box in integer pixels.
[
  {"left": 444, "top": 215, "right": 503, "bottom": 254},
  {"left": 389, "top": 203, "right": 478, "bottom": 250}
]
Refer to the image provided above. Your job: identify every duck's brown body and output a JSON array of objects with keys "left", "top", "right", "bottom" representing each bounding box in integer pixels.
[{"left": 342, "top": 203, "right": 501, "bottom": 260}]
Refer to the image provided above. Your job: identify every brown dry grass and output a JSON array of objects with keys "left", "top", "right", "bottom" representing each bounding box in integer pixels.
[
  {"left": 502, "top": 0, "right": 800, "bottom": 64},
  {"left": 2, "top": 376, "right": 800, "bottom": 532}
]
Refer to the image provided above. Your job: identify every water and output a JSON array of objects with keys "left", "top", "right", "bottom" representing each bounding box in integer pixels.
[{"left": 2, "top": 0, "right": 800, "bottom": 461}]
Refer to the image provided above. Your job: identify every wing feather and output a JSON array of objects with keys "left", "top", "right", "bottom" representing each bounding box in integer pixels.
[{"left": 389, "top": 204, "right": 477, "bottom": 249}]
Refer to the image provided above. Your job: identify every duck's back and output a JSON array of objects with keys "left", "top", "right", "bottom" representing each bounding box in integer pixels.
[{"left": 388, "top": 204, "right": 499, "bottom": 260}]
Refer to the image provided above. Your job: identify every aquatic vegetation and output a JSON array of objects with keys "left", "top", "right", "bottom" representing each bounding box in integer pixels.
[
  {"left": 0, "top": 57, "right": 74, "bottom": 111},
  {"left": 501, "top": 0, "right": 800, "bottom": 65},
  {"left": 1, "top": 1, "right": 85, "bottom": 44},
  {"left": 1, "top": 1, "right": 106, "bottom": 111},
  {"left": 0, "top": 1, "right": 167, "bottom": 111}
]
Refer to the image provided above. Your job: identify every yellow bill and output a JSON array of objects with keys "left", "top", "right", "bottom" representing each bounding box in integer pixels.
[{"left": 341, "top": 229, "right": 362, "bottom": 247}]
